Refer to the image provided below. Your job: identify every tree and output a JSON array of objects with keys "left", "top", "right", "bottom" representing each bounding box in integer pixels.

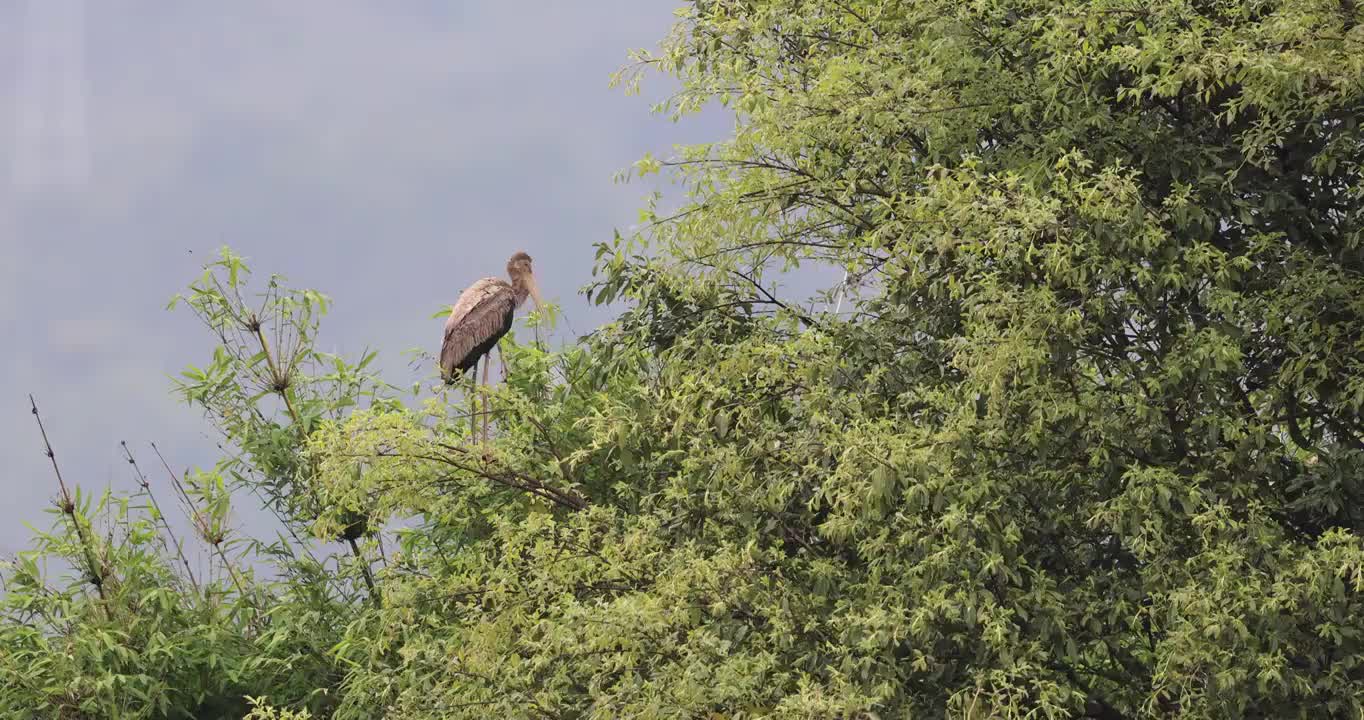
[
  {"left": 1, "top": 257, "right": 373, "bottom": 718},
  {"left": 311, "top": 1, "right": 1364, "bottom": 716},
  {"left": 5, "top": 1, "right": 1364, "bottom": 718}
]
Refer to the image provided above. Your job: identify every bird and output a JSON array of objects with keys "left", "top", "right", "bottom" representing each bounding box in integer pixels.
[{"left": 439, "top": 251, "right": 543, "bottom": 441}]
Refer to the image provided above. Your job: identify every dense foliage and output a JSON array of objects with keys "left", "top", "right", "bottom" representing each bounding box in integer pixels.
[{"left": 4, "top": 0, "right": 1364, "bottom": 717}]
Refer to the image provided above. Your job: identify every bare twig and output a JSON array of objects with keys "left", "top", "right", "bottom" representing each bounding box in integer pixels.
[
  {"left": 148, "top": 443, "right": 248, "bottom": 599},
  {"left": 120, "top": 441, "right": 199, "bottom": 593},
  {"left": 28, "top": 395, "right": 107, "bottom": 601}
]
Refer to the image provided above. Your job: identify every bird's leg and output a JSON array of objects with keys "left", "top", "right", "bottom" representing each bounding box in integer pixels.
[
  {"left": 481, "top": 350, "right": 492, "bottom": 444},
  {"left": 441, "top": 380, "right": 456, "bottom": 441},
  {"left": 498, "top": 344, "right": 506, "bottom": 382},
  {"left": 468, "top": 357, "right": 481, "bottom": 445}
]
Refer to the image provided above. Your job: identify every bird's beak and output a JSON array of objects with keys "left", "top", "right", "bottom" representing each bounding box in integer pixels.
[{"left": 526, "top": 273, "right": 544, "bottom": 310}]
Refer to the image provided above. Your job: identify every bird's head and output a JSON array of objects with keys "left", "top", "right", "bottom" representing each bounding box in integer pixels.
[
  {"left": 507, "top": 250, "right": 543, "bottom": 309},
  {"left": 507, "top": 251, "right": 533, "bottom": 276}
]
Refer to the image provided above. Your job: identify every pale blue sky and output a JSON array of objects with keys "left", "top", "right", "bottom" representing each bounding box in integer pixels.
[{"left": 0, "top": 1, "right": 730, "bottom": 559}]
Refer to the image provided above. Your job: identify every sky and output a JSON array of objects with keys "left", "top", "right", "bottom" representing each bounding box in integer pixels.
[{"left": 0, "top": 1, "right": 731, "bottom": 563}]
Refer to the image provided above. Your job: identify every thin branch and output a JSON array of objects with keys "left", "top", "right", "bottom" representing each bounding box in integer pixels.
[
  {"left": 120, "top": 441, "right": 199, "bottom": 593},
  {"left": 735, "top": 268, "right": 820, "bottom": 328},
  {"left": 252, "top": 318, "right": 302, "bottom": 427},
  {"left": 28, "top": 395, "right": 107, "bottom": 601},
  {"left": 148, "top": 443, "right": 249, "bottom": 599},
  {"left": 405, "top": 443, "right": 591, "bottom": 511},
  {"left": 346, "top": 536, "right": 380, "bottom": 605}
]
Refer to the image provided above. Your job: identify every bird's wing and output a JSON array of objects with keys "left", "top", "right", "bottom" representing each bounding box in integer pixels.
[{"left": 440, "top": 278, "right": 515, "bottom": 378}]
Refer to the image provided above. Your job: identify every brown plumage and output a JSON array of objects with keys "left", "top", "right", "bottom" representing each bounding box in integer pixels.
[{"left": 440, "top": 251, "right": 542, "bottom": 384}]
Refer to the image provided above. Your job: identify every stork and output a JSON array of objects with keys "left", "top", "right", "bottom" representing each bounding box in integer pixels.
[{"left": 439, "top": 251, "right": 542, "bottom": 442}]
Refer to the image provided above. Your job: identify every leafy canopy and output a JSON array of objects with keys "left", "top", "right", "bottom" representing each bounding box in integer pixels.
[{"left": 5, "top": 1, "right": 1364, "bottom": 718}]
